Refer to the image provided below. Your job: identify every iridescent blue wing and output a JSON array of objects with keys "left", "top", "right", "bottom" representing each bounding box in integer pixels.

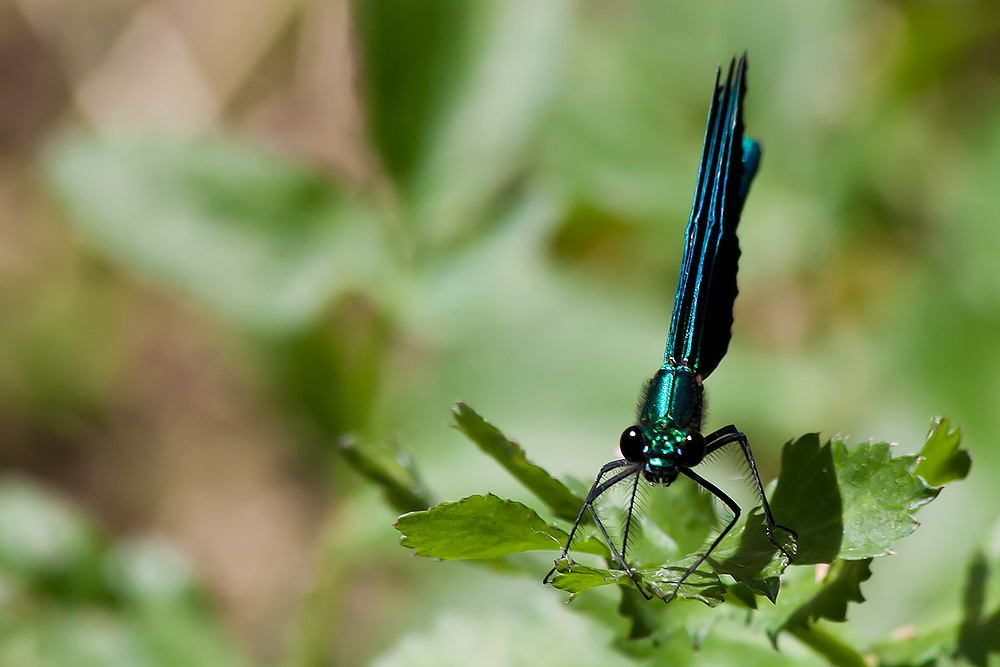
[{"left": 665, "top": 53, "right": 760, "bottom": 378}]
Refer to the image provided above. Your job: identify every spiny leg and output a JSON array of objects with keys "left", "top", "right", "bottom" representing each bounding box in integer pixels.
[
  {"left": 584, "top": 487, "right": 651, "bottom": 600},
  {"left": 704, "top": 425, "right": 796, "bottom": 560},
  {"left": 664, "top": 469, "right": 740, "bottom": 603},
  {"left": 620, "top": 468, "right": 643, "bottom": 569},
  {"left": 544, "top": 459, "right": 624, "bottom": 584},
  {"left": 557, "top": 465, "right": 649, "bottom": 597},
  {"left": 544, "top": 461, "right": 650, "bottom": 598}
]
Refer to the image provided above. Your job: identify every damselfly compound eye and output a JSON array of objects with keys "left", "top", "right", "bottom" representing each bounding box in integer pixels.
[
  {"left": 677, "top": 431, "right": 706, "bottom": 468},
  {"left": 619, "top": 426, "right": 646, "bottom": 463}
]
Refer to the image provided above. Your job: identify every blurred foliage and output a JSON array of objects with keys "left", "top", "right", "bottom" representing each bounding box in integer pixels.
[
  {"left": 0, "top": 476, "right": 249, "bottom": 666},
  {"left": 0, "top": 0, "right": 996, "bottom": 665},
  {"left": 46, "top": 136, "right": 386, "bottom": 334}
]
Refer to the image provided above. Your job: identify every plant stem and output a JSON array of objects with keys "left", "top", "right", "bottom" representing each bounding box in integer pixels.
[
  {"left": 789, "top": 623, "right": 871, "bottom": 667},
  {"left": 282, "top": 503, "right": 348, "bottom": 667}
]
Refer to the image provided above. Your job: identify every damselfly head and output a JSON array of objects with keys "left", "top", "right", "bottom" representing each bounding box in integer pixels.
[
  {"left": 638, "top": 424, "right": 708, "bottom": 483},
  {"left": 621, "top": 420, "right": 705, "bottom": 483}
]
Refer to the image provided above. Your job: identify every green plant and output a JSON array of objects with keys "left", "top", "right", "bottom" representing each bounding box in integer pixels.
[{"left": 340, "top": 407, "right": 988, "bottom": 666}]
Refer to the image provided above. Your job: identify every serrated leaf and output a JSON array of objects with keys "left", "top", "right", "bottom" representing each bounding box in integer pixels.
[
  {"left": 835, "top": 440, "right": 939, "bottom": 559},
  {"left": 581, "top": 472, "right": 716, "bottom": 571},
  {"left": 552, "top": 510, "right": 788, "bottom": 607},
  {"left": 340, "top": 435, "right": 432, "bottom": 514},
  {"left": 396, "top": 494, "right": 605, "bottom": 560},
  {"left": 45, "top": 135, "right": 386, "bottom": 333},
  {"left": 915, "top": 417, "right": 970, "bottom": 487},
  {"left": 547, "top": 561, "right": 633, "bottom": 599},
  {"left": 770, "top": 433, "right": 941, "bottom": 564},
  {"left": 452, "top": 403, "right": 584, "bottom": 522},
  {"left": 547, "top": 556, "right": 726, "bottom": 607},
  {"left": 640, "top": 555, "right": 728, "bottom": 606}
]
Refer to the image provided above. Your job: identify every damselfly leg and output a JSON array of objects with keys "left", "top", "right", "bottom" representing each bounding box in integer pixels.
[
  {"left": 543, "top": 460, "right": 652, "bottom": 599},
  {"left": 703, "top": 425, "right": 797, "bottom": 561}
]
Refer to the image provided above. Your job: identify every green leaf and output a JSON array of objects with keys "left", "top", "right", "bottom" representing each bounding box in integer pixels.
[
  {"left": 550, "top": 537, "right": 767, "bottom": 607},
  {"left": 577, "top": 496, "right": 790, "bottom": 606},
  {"left": 641, "top": 475, "right": 716, "bottom": 559},
  {"left": 639, "top": 555, "right": 728, "bottom": 606},
  {"left": 353, "top": 0, "right": 474, "bottom": 187},
  {"left": 915, "top": 417, "right": 970, "bottom": 487},
  {"left": 546, "top": 561, "right": 633, "bottom": 599},
  {"left": 411, "top": 0, "right": 571, "bottom": 245},
  {"left": 769, "top": 434, "right": 843, "bottom": 565},
  {"left": 835, "top": 440, "right": 938, "bottom": 559},
  {"left": 709, "top": 510, "right": 794, "bottom": 603},
  {"left": 553, "top": 423, "right": 950, "bottom": 610},
  {"left": 770, "top": 432, "right": 941, "bottom": 564},
  {"left": 452, "top": 403, "right": 584, "bottom": 522},
  {"left": 552, "top": 464, "right": 790, "bottom": 606},
  {"left": 786, "top": 560, "right": 871, "bottom": 627},
  {"left": 547, "top": 557, "right": 726, "bottom": 607},
  {"left": 395, "top": 494, "right": 605, "bottom": 560},
  {"left": 550, "top": 518, "right": 787, "bottom": 607},
  {"left": 45, "top": 135, "right": 387, "bottom": 333},
  {"left": 340, "top": 435, "right": 433, "bottom": 514}
]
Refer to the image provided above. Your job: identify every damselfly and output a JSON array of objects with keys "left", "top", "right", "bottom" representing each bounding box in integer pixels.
[{"left": 545, "top": 53, "right": 794, "bottom": 602}]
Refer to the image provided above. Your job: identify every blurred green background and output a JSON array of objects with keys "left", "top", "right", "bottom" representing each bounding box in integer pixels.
[{"left": 0, "top": 0, "right": 998, "bottom": 665}]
